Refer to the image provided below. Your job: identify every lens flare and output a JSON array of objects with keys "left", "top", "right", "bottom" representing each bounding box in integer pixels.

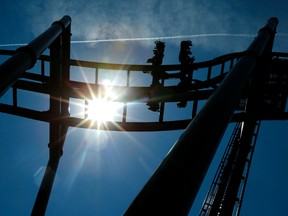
[{"left": 86, "top": 79, "right": 122, "bottom": 125}]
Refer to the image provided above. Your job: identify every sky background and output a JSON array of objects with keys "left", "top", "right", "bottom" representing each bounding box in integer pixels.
[{"left": 0, "top": 0, "right": 288, "bottom": 215}]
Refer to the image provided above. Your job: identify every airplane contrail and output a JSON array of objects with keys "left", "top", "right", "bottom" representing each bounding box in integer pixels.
[
  {"left": 71, "top": 33, "right": 257, "bottom": 44},
  {"left": 0, "top": 33, "right": 287, "bottom": 47},
  {"left": 0, "top": 43, "right": 27, "bottom": 47}
]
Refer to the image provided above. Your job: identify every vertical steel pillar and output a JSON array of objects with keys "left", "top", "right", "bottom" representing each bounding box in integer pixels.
[
  {"left": 31, "top": 21, "right": 71, "bottom": 216},
  {"left": 216, "top": 27, "right": 276, "bottom": 215},
  {"left": 123, "top": 17, "right": 278, "bottom": 216}
]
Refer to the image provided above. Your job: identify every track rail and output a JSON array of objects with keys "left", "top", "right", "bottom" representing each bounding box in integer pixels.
[{"left": 0, "top": 50, "right": 287, "bottom": 131}]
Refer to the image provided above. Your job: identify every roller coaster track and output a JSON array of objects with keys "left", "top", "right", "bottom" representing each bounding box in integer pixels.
[{"left": 1, "top": 49, "right": 287, "bottom": 131}]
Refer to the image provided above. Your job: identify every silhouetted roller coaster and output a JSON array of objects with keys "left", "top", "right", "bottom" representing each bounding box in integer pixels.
[{"left": 0, "top": 16, "right": 287, "bottom": 215}]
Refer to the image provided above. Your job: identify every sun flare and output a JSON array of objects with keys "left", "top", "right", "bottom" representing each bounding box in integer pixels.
[
  {"left": 87, "top": 99, "right": 119, "bottom": 122},
  {"left": 85, "top": 80, "right": 122, "bottom": 124}
]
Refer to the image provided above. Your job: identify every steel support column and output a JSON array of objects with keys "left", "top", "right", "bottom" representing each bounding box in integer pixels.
[
  {"left": 123, "top": 17, "right": 278, "bottom": 216},
  {"left": 31, "top": 22, "right": 71, "bottom": 216},
  {"left": 208, "top": 17, "right": 277, "bottom": 216},
  {"left": 217, "top": 29, "right": 276, "bottom": 215}
]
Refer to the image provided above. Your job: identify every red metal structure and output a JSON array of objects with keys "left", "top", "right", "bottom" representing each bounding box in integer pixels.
[{"left": 0, "top": 16, "right": 287, "bottom": 215}]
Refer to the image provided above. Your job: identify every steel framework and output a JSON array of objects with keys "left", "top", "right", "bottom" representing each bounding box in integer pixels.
[{"left": 0, "top": 16, "right": 287, "bottom": 215}]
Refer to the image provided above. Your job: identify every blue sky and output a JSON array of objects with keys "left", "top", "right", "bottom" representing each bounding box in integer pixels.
[{"left": 0, "top": 0, "right": 288, "bottom": 215}]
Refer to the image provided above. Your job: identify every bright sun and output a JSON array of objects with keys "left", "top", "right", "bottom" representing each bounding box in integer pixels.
[
  {"left": 87, "top": 99, "right": 118, "bottom": 122},
  {"left": 85, "top": 80, "right": 122, "bottom": 124}
]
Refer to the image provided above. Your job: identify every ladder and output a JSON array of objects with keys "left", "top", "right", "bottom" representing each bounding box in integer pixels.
[{"left": 200, "top": 120, "right": 261, "bottom": 215}]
